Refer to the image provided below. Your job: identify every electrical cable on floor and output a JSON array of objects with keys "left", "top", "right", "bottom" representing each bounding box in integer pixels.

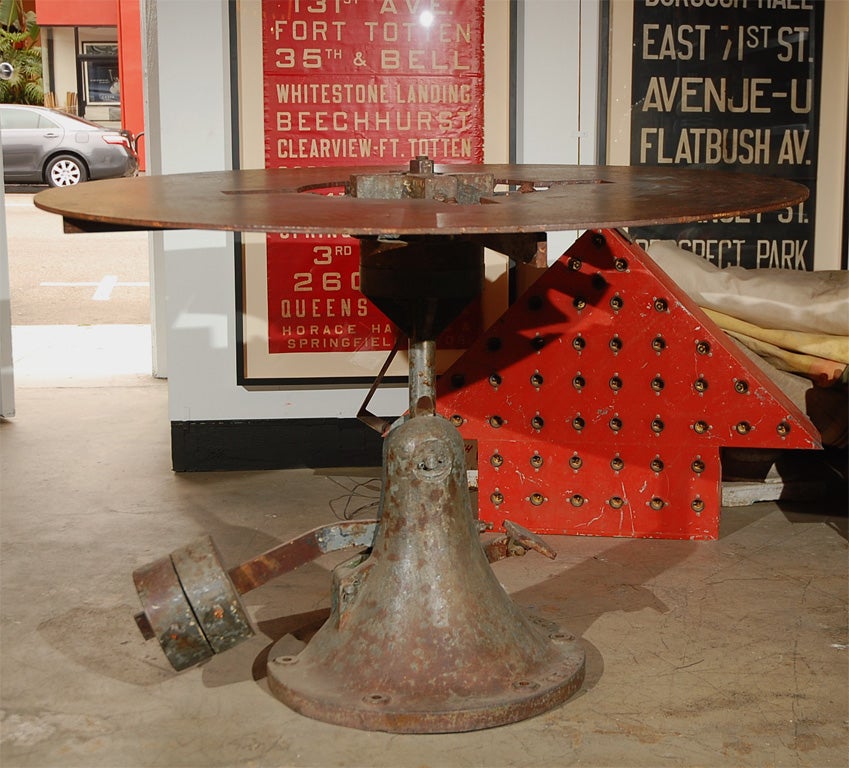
[{"left": 327, "top": 476, "right": 382, "bottom": 520}]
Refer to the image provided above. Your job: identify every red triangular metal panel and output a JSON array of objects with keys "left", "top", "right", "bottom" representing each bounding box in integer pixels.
[{"left": 437, "top": 229, "right": 821, "bottom": 540}]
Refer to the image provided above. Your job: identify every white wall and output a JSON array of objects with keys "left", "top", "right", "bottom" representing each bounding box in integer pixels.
[
  {"left": 816, "top": 1, "right": 849, "bottom": 271},
  {"left": 514, "top": 0, "right": 601, "bottom": 259},
  {"left": 0, "top": 137, "right": 14, "bottom": 418},
  {"left": 144, "top": 0, "right": 404, "bottom": 422},
  {"left": 144, "top": 0, "right": 599, "bottom": 423},
  {"left": 44, "top": 28, "right": 77, "bottom": 108}
]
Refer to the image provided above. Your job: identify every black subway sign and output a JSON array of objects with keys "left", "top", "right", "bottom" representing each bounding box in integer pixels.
[{"left": 628, "top": 0, "right": 823, "bottom": 270}]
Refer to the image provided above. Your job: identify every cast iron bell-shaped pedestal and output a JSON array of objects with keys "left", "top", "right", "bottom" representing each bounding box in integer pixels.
[{"left": 267, "top": 414, "right": 585, "bottom": 733}]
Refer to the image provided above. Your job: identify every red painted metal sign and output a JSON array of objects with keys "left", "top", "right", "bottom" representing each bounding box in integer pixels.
[
  {"left": 437, "top": 230, "right": 821, "bottom": 540},
  {"left": 261, "top": 0, "right": 484, "bottom": 367}
]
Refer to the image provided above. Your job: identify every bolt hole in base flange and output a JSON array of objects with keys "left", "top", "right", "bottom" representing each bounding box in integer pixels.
[{"left": 363, "top": 693, "right": 391, "bottom": 705}]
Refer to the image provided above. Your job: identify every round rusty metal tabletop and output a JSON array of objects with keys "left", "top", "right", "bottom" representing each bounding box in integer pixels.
[{"left": 34, "top": 164, "right": 808, "bottom": 235}]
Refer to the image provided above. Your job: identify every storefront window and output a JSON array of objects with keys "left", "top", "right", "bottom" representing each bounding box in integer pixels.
[{"left": 82, "top": 43, "right": 119, "bottom": 105}]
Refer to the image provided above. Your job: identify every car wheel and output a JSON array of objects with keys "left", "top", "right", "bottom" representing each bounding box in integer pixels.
[{"left": 45, "top": 155, "right": 88, "bottom": 187}]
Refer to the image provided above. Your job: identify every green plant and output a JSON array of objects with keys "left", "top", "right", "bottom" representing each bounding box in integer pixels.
[{"left": 0, "top": 0, "right": 42, "bottom": 105}]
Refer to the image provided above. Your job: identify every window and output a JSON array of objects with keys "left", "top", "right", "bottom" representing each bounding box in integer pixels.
[
  {"left": 0, "top": 107, "right": 58, "bottom": 130},
  {"left": 82, "top": 43, "right": 120, "bottom": 105}
]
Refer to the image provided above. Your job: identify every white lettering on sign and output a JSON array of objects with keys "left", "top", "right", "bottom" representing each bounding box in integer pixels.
[
  {"left": 645, "top": 0, "right": 813, "bottom": 8},
  {"left": 281, "top": 297, "right": 369, "bottom": 319},
  {"left": 289, "top": 0, "right": 363, "bottom": 13},
  {"left": 643, "top": 77, "right": 771, "bottom": 113},
  {"left": 756, "top": 239, "right": 808, "bottom": 269},
  {"left": 273, "top": 19, "right": 347, "bottom": 41},
  {"left": 275, "top": 109, "right": 471, "bottom": 133},
  {"left": 275, "top": 81, "right": 473, "bottom": 105},
  {"left": 378, "top": 0, "right": 449, "bottom": 15},
  {"left": 776, "top": 128, "right": 810, "bottom": 164},
  {"left": 279, "top": 321, "right": 397, "bottom": 351},
  {"left": 677, "top": 239, "right": 745, "bottom": 267},
  {"left": 642, "top": 24, "right": 711, "bottom": 60},
  {"left": 639, "top": 127, "right": 770, "bottom": 164},
  {"left": 379, "top": 48, "right": 471, "bottom": 71},
  {"left": 277, "top": 137, "right": 373, "bottom": 160},
  {"left": 777, "top": 202, "right": 808, "bottom": 224},
  {"left": 275, "top": 135, "right": 473, "bottom": 161},
  {"left": 362, "top": 21, "right": 471, "bottom": 43},
  {"left": 642, "top": 76, "right": 812, "bottom": 114}
]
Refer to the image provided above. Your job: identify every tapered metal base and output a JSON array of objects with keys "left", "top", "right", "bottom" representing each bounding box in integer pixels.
[{"left": 267, "top": 415, "right": 585, "bottom": 733}]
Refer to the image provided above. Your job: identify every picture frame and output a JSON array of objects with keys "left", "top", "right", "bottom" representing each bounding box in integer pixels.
[
  {"left": 234, "top": 0, "right": 511, "bottom": 384},
  {"left": 81, "top": 42, "right": 120, "bottom": 106},
  {"left": 605, "top": 0, "right": 847, "bottom": 272}
]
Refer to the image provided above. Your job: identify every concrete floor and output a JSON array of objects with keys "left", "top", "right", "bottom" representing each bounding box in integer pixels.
[{"left": 1, "top": 363, "right": 847, "bottom": 767}]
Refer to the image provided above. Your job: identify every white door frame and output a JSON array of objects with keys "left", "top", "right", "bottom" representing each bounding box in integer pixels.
[{"left": 0, "top": 133, "right": 15, "bottom": 418}]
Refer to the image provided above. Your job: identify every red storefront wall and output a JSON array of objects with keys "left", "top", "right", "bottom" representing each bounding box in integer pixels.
[{"left": 35, "top": 0, "right": 145, "bottom": 170}]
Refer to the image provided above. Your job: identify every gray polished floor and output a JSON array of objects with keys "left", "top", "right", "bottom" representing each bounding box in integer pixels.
[{"left": 1, "top": 371, "right": 846, "bottom": 768}]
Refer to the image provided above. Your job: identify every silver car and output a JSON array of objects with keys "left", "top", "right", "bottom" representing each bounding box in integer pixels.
[{"left": 0, "top": 104, "right": 138, "bottom": 187}]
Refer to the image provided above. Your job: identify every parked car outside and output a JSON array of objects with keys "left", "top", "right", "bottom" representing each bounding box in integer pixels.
[{"left": 0, "top": 104, "right": 138, "bottom": 187}]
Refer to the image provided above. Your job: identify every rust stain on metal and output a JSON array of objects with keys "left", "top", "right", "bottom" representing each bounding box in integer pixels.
[
  {"left": 170, "top": 536, "right": 253, "bottom": 655},
  {"left": 134, "top": 521, "right": 378, "bottom": 671},
  {"left": 227, "top": 520, "right": 377, "bottom": 594},
  {"left": 131, "top": 554, "right": 213, "bottom": 671},
  {"left": 482, "top": 520, "right": 558, "bottom": 563}
]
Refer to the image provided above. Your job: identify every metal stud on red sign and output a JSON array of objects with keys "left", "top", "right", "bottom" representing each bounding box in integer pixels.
[{"left": 437, "top": 229, "right": 821, "bottom": 540}]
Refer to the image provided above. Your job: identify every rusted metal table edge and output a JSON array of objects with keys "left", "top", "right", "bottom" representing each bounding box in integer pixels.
[{"left": 34, "top": 165, "right": 809, "bottom": 236}]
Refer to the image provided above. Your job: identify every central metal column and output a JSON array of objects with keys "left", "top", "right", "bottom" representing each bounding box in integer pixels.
[{"left": 408, "top": 336, "right": 436, "bottom": 415}]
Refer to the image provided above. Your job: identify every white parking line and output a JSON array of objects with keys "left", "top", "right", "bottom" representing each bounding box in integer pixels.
[
  {"left": 40, "top": 276, "right": 150, "bottom": 300},
  {"left": 92, "top": 275, "right": 119, "bottom": 300}
]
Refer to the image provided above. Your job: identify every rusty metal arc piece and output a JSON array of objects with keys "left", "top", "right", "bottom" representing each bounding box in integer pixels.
[
  {"left": 313, "top": 520, "right": 379, "bottom": 553},
  {"left": 132, "top": 521, "right": 379, "bottom": 671},
  {"left": 226, "top": 520, "right": 379, "bottom": 595},
  {"left": 170, "top": 536, "right": 255, "bottom": 655},
  {"left": 132, "top": 555, "right": 213, "bottom": 671},
  {"left": 33, "top": 165, "right": 809, "bottom": 236}
]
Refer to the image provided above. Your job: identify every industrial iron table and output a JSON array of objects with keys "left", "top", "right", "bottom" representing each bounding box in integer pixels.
[{"left": 35, "top": 163, "right": 819, "bottom": 733}]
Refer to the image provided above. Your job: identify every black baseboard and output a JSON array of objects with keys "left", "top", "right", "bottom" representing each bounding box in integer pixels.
[{"left": 171, "top": 418, "right": 384, "bottom": 472}]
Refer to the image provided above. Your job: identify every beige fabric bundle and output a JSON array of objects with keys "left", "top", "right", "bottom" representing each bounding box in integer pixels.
[
  {"left": 648, "top": 240, "right": 849, "bottom": 385},
  {"left": 648, "top": 240, "right": 849, "bottom": 337},
  {"left": 702, "top": 307, "right": 849, "bottom": 385}
]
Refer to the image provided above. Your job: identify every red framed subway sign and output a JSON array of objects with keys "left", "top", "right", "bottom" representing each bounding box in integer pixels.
[{"left": 238, "top": 0, "right": 488, "bottom": 384}]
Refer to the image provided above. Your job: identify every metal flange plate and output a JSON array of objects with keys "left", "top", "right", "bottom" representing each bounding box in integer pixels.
[{"left": 266, "top": 623, "right": 584, "bottom": 734}]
